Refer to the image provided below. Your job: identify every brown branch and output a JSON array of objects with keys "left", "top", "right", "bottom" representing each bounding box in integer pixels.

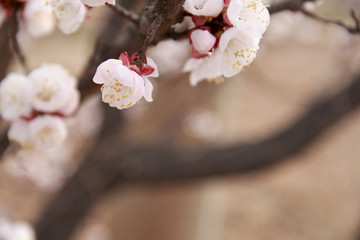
[
  {"left": 269, "top": 0, "right": 360, "bottom": 34},
  {"left": 34, "top": 1, "right": 360, "bottom": 239},
  {"left": 8, "top": 7, "right": 29, "bottom": 73},
  {"left": 107, "top": 2, "right": 139, "bottom": 25},
  {"left": 268, "top": 0, "right": 315, "bottom": 14},
  {"left": 85, "top": 72, "right": 360, "bottom": 181},
  {"left": 300, "top": 8, "right": 360, "bottom": 34},
  {"left": 36, "top": 71, "right": 360, "bottom": 240},
  {"left": 0, "top": 14, "right": 14, "bottom": 80}
]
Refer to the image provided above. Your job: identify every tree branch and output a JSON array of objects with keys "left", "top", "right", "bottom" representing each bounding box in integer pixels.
[
  {"left": 107, "top": 2, "right": 139, "bottom": 25},
  {"left": 35, "top": 71, "right": 360, "bottom": 240},
  {"left": 8, "top": 7, "right": 29, "bottom": 73}
]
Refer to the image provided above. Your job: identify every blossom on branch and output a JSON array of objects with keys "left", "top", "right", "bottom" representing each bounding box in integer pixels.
[
  {"left": 183, "top": 0, "right": 270, "bottom": 85},
  {"left": 0, "top": 64, "right": 80, "bottom": 150},
  {"left": 93, "top": 53, "right": 158, "bottom": 110},
  {"left": 28, "top": 63, "right": 79, "bottom": 115}
]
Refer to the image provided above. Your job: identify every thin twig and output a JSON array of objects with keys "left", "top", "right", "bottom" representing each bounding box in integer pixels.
[
  {"left": 301, "top": 8, "right": 360, "bottom": 34},
  {"left": 107, "top": 2, "right": 139, "bottom": 25}
]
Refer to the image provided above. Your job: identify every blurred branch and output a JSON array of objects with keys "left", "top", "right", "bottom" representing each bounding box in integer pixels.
[
  {"left": 107, "top": 2, "right": 139, "bottom": 25},
  {"left": 268, "top": 0, "right": 315, "bottom": 14},
  {"left": 8, "top": 7, "right": 29, "bottom": 73},
  {"left": 36, "top": 72, "right": 360, "bottom": 239},
  {"left": 301, "top": 8, "right": 360, "bottom": 34},
  {"left": 270, "top": 0, "right": 360, "bottom": 34},
  {"left": 35, "top": 1, "right": 360, "bottom": 239},
  {"left": 0, "top": 13, "right": 14, "bottom": 79},
  {"left": 86, "top": 72, "right": 360, "bottom": 181}
]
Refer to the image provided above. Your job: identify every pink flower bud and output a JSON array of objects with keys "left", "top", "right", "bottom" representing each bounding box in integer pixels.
[{"left": 190, "top": 29, "right": 216, "bottom": 54}]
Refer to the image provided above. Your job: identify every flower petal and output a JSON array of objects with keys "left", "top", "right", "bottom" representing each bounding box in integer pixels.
[
  {"left": 143, "top": 77, "right": 153, "bottom": 102},
  {"left": 227, "top": 0, "right": 270, "bottom": 35},
  {"left": 93, "top": 59, "right": 139, "bottom": 87},
  {"left": 184, "top": 50, "right": 222, "bottom": 86},
  {"left": 183, "top": 0, "right": 224, "bottom": 17},
  {"left": 146, "top": 57, "right": 159, "bottom": 78}
]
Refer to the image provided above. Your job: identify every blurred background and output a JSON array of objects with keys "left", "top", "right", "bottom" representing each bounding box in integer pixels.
[{"left": 1, "top": 0, "right": 360, "bottom": 239}]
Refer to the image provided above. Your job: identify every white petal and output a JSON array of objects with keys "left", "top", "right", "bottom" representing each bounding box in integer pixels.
[
  {"left": 143, "top": 77, "right": 153, "bottom": 102},
  {"left": 219, "top": 28, "right": 259, "bottom": 77},
  {"left": 0, "top": 73, "right": 31, "bottom": 120},
  {"left": 190, "top": 29, "right": 216, "bottom": 54},
  {"left": 58, "top": 87, "right": 80, "bottom": 116},
  {"left": 227, "top": 0, "right": 270, "bottom": 35},
  {"left": 146, "top": 57, "right": 159, "bottom": 78},
  {"left": 23, "top": 0, "right": 55, "bottom": 37},
  {"left": 57, "top": 2, "right": 86, "bottom": 34},
  {"left": 28, "top": 115, "right": 68, "bottom": 150},
  {"left": 184, "top": 50, "right": 222, "bottom": 86},
  {"left": 81, "top": 0, "right": 115, "bottom": 7},
  {"left": 101, "top": 73, "right": 145, "bottom": 110},
  {"left": 50, "top": 0, "right": 83, "bottom": 21},
  {"left": 8, "top": 119, "right": 31, "bottom": 147},
  {"left": 183, "top": 0, "right": 224, "bottom": 17},
  {"left": 93, "top": 59, "right": 137, "bottom": 87}
]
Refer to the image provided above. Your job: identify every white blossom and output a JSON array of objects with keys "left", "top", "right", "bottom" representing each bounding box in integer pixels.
[
  {"left": 183, "top": 0, "right": 224, "bottom": 17},
  {"left": 81, "top": 0, "right": 115, "bottom": 7},
  {"left": 218, "top": 26, "right": 260, "bottom": 77},
  {"left": 0, "top": 218, "right": 35, "bottom": 240},
  {"left": 0, "top": 73, "right": 31, "bottom": 121},
  {"left": 27, "top": 63, "right": 79, "bottom": 114},
  {"left": 190, "top": 29, "right": 216, "bottom": 54},
  {"left": 93, "top": 55, "right": 158, "bottom": 110},
  {"left": 184, "top": 26, "right": 260, "bottom": 84},
  {"left": 22, "top": 0, "right": 55, "bottom": 37},
  {"left": 49, "top": 0, "right": 86, "bottom": 34},
  {"left": 227, "top": 0, "right": 270, "bottom": 35}
]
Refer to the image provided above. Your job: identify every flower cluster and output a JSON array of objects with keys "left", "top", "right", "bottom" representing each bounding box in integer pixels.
[
  {"left": 93, "top": 52, "right": 158, "bottom": 110},
  {"left": 183, "top": 0, "right": 270, "bottom": 85},
  {"left": 0, "top": 218, "right": 35, "bottom": 240},
  {"left": 0, "top": 0, "right": 115, "bottom": 36},
  {"left": 0, "top": 64, "right": 80, "bottom": 150}
]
